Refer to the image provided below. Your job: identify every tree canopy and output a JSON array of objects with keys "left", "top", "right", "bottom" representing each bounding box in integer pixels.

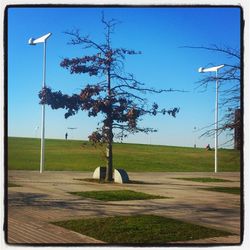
[{"left": 39, "top": 16, "right": 180, "bottom": 180}]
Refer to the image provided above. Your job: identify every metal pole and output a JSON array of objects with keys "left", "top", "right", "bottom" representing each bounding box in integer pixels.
[
  {"left": 215, "top": 70, "right": 218, "bottom": 173},
  {"left": 194, "top": 126, "right": 197, "bottom": 148},
  {"left": 40, "top": 40, "right": 46, "bottom": 173}
]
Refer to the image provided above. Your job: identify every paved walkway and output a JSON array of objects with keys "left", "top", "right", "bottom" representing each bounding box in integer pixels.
[{"left": 7, "top": 171, "right": 242, "bottom": 245}]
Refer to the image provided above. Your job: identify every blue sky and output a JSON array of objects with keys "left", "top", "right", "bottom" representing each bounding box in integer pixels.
[{"left": 7, "top": 6, "right": 241, "bottom": 148}]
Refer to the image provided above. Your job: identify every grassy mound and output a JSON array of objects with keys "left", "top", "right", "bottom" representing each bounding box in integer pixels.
[{"left": 8, "top": 137, "right": 240, "bottom": 172}]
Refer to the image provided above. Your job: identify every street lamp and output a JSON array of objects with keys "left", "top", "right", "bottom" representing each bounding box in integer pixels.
[
  {"left": 198, "top": 64, "right": 224, "bottom": 173},
  {"left": 28, "top": 32, "right": 52, "bottom": 173}
]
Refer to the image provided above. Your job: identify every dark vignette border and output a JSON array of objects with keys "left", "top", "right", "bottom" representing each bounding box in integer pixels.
[{"left": 3, "top": 3, "right": 244, "bottom": 247}]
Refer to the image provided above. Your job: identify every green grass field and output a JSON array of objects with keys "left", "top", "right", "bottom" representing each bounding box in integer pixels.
[
  {"left": 52, "top": 215, "right": 233, "bottom": 244},
  {"left": 174, "top": 177, "right": 232, "bottom": 182},
  {"left": 202, "top": 187, "right": 241, "bottom": 195},
  {"left": 69, "top": 190, "right": 166, "bottom": 201},
  {"left": 8, "top": 137, "right": 240, "bottom": 172}
]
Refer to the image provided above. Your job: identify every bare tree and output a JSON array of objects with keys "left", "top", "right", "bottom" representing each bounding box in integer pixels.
[
  {"left": 39, "top": 16, "right": 180, "bottom": 181},
  {"left": 184, "top": 45, "right": 241, "bottom": 148}
]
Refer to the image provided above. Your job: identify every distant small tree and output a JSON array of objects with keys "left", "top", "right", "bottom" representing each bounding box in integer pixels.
[{"left": 39, "top": 16, "right": 180, "bottom": 181}]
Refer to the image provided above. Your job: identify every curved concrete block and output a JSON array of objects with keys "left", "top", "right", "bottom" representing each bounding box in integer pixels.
[
  {"left": 93, "top": 166, "right": 106, "bottom": 180},
  {"left": 114, "top": 168, "right": 129, "bottom": 184}
]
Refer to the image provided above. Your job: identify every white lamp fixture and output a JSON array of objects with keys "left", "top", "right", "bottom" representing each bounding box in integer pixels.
[
  {"left": 28, "top": 32, "right": 52, "bottom": 173},
  {"left": 198, "top": 64, "right": 224, "bottom": 173},
  {"left": 28, "top": 32, "right": 52, "bottom": 45},
  {"left": 198, "top": 64, "right": 225, "bottom": 73}
]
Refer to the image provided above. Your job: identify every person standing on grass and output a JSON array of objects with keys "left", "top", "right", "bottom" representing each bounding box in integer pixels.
[{"left": 65, "top": 132, "right": 68, "bottom": 140}]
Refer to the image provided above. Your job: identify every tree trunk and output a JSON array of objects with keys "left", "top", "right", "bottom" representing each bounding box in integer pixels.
[
  {"left": 105, "top": 110, "right": 113, "bottom": 181},
  {"left": 106, "top": 136, "right": 113, "bottom": 182},
  {"left": 105, "top": 57, "right": 113, "bottom": 182}
]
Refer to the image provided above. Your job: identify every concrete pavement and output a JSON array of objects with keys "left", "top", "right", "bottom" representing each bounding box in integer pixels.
[{"left": 7, "top": 170, "right": 242, "bottom": 245}]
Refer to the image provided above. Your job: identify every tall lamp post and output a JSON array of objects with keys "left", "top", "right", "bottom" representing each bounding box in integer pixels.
[
  {"left": 28, "top": 32, "right": 52, "bottom": 173},
  {"left": 198, "top": 64, "right": 224, "bottom": 173}
]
